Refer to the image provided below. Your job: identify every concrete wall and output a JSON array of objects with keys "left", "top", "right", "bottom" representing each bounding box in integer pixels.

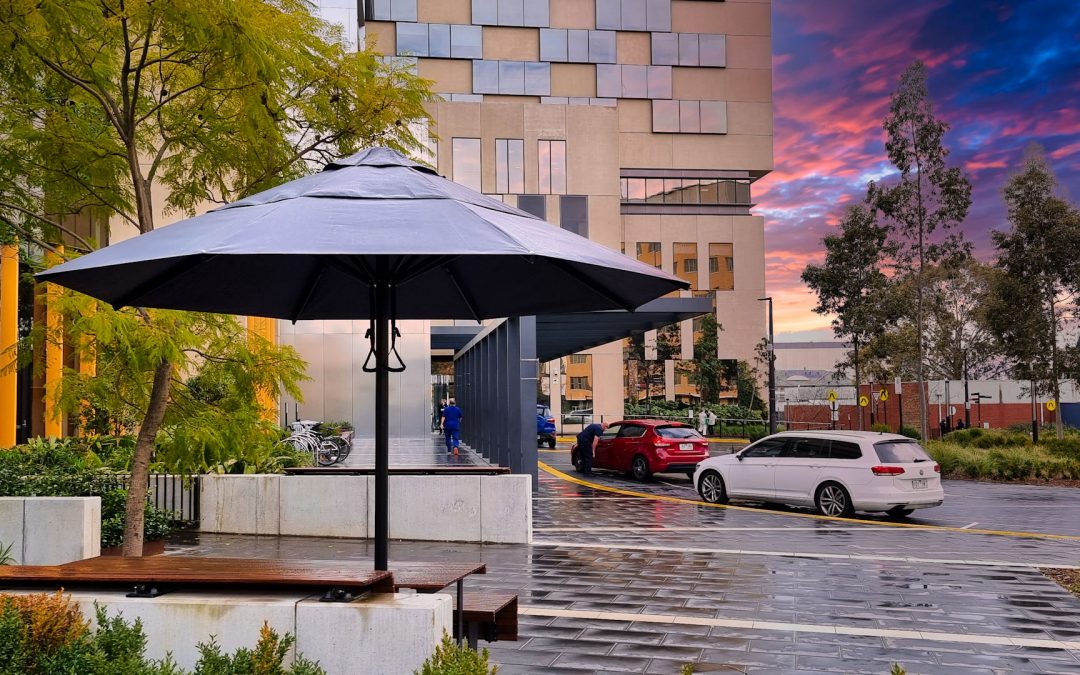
[
  {"left": 0, "top": 589, "right": 451, "bottom": 675},
  {"left": 0, "top": 497, "right": 100, "bottom": 565},
  {"left": 200, "top": 474, "right": 531, "bottom": 543}
]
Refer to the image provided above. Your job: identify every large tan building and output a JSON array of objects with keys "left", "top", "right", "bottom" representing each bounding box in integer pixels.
[{"left": 315, "top": 0, "right": 772, "bottom": 425}]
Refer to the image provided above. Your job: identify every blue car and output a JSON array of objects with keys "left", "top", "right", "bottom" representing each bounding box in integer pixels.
[{"left": 537, "top": 405, "right": 557, "bottom": 448}]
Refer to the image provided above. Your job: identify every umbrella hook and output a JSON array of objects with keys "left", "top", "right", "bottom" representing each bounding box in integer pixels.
[
  {"left": 362, "top": 285, "right": 377, "bottom": 373},
  {"left": 387, "top": 284, "right": 406, "bottom": 373}
]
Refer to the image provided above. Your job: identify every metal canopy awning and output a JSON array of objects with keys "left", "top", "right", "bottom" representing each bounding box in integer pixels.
[{"left": 434, "top": 297, "right": 713, "bottom": 361}]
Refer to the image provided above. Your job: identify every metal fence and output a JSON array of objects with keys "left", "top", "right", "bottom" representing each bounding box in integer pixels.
[{"left": 97, "top": 473, "right": 201, "bottom": 524}]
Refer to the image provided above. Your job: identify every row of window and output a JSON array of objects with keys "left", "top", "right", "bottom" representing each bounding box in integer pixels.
[
  {"left": 540, "top": 96, "right": 617, "bottom": 107},
  {"left": 368, "top": 0, "right": 417, "bottom": 22},
  {"left": 651, "top": 32, "right": 726, "bottom": 67},
  {"left": 652, "top": 100, "right": 727, "bottom": 134},
  {"left": 621, "top": 177, "right": 752, "bottom": 205},
  {"left": 396, "top": 23, "right": 483, "bottom": 59},
  {"left": 636, "top": 242, "right": 735, "bottom": 291},
  {"left": 453, "top": 138, "right": 567, "bottom": 196},
  {"left": 516, "top": 195, "right": 588, "bottom": 237},
  {"left": 471, "top": 0, "right": 550, "bottom": 27},
  {"left": 539, "top": 29, "right": 617, "bottom": 64},
  {"left": 596, "top": 0, "right": 672, "bottom": 33},
  {"left": 472, "top": 60, "right": 551, "bottom": 96},
  {"left": 595, "top": 64, "right": 672, "bottom": 100}
]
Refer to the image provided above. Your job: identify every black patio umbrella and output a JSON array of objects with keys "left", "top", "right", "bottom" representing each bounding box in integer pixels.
[{"left": 38, "top": 147, "right": 688, "bottom": 569}]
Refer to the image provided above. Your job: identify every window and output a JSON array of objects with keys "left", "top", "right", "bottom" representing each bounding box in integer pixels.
[
  {"left": 473, "top": 0, "right": 548, "bottom": 26},
  {"left": 588, "top": 31, "right": 617, "bottom": 64},
  {"left": 538, "top": 140, "right": 566, "bottom": 194},
  {"left": 636, "top": 242, "right": 661, "bottom": 268},
  {"left": 495, "top": 139, "right": 525, "bottom": 194},
  {"left": 452, "top": 138, "right": 481, "bottom": 192},
  {"left": 620, "top": 177, "right": 751, "bottom": 207},
  {"left": 560, "top": 195, "right": 588, "bottom": 237},
  {"left": 539, "top": 29, "right": 567, "bottom": 62},
  {"left": 742, "top": 438, "right": 784, "bottom": 458},
  {"left": 673, "top": 243, "right": 697, "bottom": 288},
  {"left": 450, "top": 24, "right": 483, "bottom": 58},
  {"left": 597, "top": 65, "right": 672, "bottom": 99},
  {"left": 369, "top": 0, "right": 416, "bottom": 21},
  {"left": 472, "top": 60, "right": 550, "bottom": 95},
  {"left": 396, "top": 23, "right": 428, "bottom": 56},
  {"left": 570, "top": 376, "right": 589, "bottom": 390},
  {"left": 570, "top": 354, "right": 588, "bottom": 364},
  {"left": 600, "top": 423, "right": 621, "bottom": 438},
  {"left": 874, "top": 441, "right": 932, "bottom": 463},
  {"left": 709, "top": 243, "right": 733, "bottom": 291},
  {"left": 568, "top": 30, "right": 589, "bottom": 62},
  {"left": 428, "top": 24, "right": 450, "bottom": 57},
  {"left": 517, "top": 195, "right": 546, "bottom": 219},
  {"left": 596, "top": 0, "right": 670, "bottom": 31},
  {"left": 652, "top": 33, "right": 726, "bottom": 67},
  {"left": 618, "top": 424, "right": 648, "bottom": 438},
  {"left": 653, "top": 100, "right": 727, "bottom": 133},
  {"left": 781, "top": 438, "right": 830, "bottom": 459},
  {"left": 830, "top": 441, "right": 862, "bottom": 460},
  {"left": 656, "top": 426, "right": 704, "bottom": 439}
]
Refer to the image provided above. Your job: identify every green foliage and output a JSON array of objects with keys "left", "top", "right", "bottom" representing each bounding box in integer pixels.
[
  {"left": 891, "top": 666, "right": 907, "bottom": 675},
  {"left": 691, "top": 313, "right": 725, "bottom": 404},
  {"left": 414, "top": 633, "right": 496, "bottom": 675},
  {"left": 945, "top": 428, "right": 1032, "bottom": 449},
  {"left": 100, "top": 490, "right": 173, "bottom": 549},
  {"left": 897, "top": 426, "right": 922, "bottom": 440},
  {"left": 0, "top": 541, "right": 12, "bottom": 566},
  {"left": 0, "top": 594, "right": 322, "bottom": 674},
  {"left": 680, "top": 664, "right": 695, "bottom": 675},
  {"left": 870, "top": 423, "right": 890, "bottom": 433},
  {"left": 926, "top": 442, "right": 1080, "bottom": 481}
]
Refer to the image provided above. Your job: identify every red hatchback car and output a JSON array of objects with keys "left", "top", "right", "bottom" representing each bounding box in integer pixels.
[{"left": 571, "top": 420, "right": 710, "bottom": 481}]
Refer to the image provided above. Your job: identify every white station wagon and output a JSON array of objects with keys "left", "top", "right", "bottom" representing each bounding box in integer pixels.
[{"left": 694, "top": 431, "right": 944, "bottom": 517}]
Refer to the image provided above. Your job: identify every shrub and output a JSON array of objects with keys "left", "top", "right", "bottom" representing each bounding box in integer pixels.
[
  {"left": 897, "top": 425, "right": 921, "bottom": 440},
  {"left": 1042, "top": 437, "right": 1080, "bottom": 460},
  {"left": 870, "top": 423, "right": 890, "bottom": 433},
  {"left": 99, "top": 490, "right": 174, "bottom": 549},
  {"left": 414, "top": 633, "right": 496, "bottom": 675},
  {"left": 926, "top": 442, "right": 1080, "bottom": 481}
]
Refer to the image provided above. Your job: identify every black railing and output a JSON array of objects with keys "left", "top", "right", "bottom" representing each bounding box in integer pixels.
[{"left": 97, "top": 473, "right": 201, "bottom": 524}]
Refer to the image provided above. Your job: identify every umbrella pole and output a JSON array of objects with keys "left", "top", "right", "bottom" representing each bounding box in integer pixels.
[{"left": 374, "top": 280, "right": 390, "bottom": 571}]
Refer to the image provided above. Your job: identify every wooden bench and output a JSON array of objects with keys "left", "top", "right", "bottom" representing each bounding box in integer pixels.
[
  {"left": 461, "top": 593, "right": 518, "bottom": 648},
  {"left": 0, "top": 557, "right": 394, "bottom": 602},
  {"left": 284, "top": 466, "right": 511, "bottom": 476}
]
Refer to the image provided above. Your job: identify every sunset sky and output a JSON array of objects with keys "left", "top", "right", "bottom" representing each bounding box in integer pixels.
[{"left": 759, "top": 0, "right": 1080, "bottom": 340}]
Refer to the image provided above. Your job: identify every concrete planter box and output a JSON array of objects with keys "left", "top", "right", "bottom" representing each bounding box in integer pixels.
[
  {"left": 0, "top": 496, "right": 100, "bottom": 565},
  {"left": 200, "top": 473, "right": 531, "bottom": 543}
]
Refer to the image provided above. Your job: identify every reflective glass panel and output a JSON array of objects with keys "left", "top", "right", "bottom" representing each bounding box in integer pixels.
[
  {"left": 636, "top": 242, "right": 661, "bottom": 268},
  {"left": 664, "top": 178, "right": 683, "bottom": 204},
  {"left": 645, "top": 0, "right": 671, "bottom": 31},
  {"left": 647, "top": 65, "right": 671, "bottom": 99},
  {"left": 699, "top": 34, "right": 726, "bottom": 67},
  {"left": 428, "top": 23, "right": 450, "bottom": 57},
  {"left": 396, "top": 22, "right": 428, "bottom": 56},
  {"left": 698, "top": 179, "right": 718, "bottom": 203},
  {"left": 623, "top": 65, "right": 648, "bottom": 98},
  {"left": 595, "top": 0, "right": 620, "bottom": 30},
  {"left": 595, "top": 64, "right": 621, "bottom": 98},
  {"left": 390, "top": 0, "right": 417, "bottom": 22},
  {"left": 652, "top": 99, "right": 679, "bottom": 132},
  {"left": 371, "top": 0, "right": 391, "bottom": 20},
  {"left": 452, "top": 138, "right": 481, "bottom": 192},
  {"left": 621, "top": 0, "right": 646, "bottom": 31},
  {"left": 472, "top": 0, "right": 497, "bottom": 24},
  {"left": 508, "top": 139, "right": 524, "bottom": 193},
  {"left": 625, "top": 178, "right": 646, "bottom": 202},
  {"left": 495, "top": 139, "right": 509, "bottom": 193},
  {"left": 538, "top": 140, "right": 551, "bottom": 193},
  {"left": 451, "top": 24, "right": 483, "bottom": 58},
  {"left": 567, "top": 29, "right": 589, "bottom": 62},
  {"left": 517, "top": 195, "right": 546, "bottom": 219},
  {"left": 652, "top": 32, "right": 678, "bottom": 65},
  {"left": 560, "top": 195, "right": 588, "bottom": 237},
  {"left": 679, "top": 33, "right": 699, "bottom": 66},
  {"left": 736, "top": 180, "right": 751, "bottom": 204},
  {"left": 681, "top": 179, "right": 700, "bottom": 204},
  {"left": 472, "top": 60, "right": 499, "bottom": 94},
  {"left": 540, "top": 28, "right": 567, "bottom": 62},
  {"left": 680, "top": 100, "right": 700, "bottom": 133},
  {"left": 524, "top": 0, "right": 549, "bottom": 27},
  {"left": 673, "top": 242, "right": 697, "bottom": 288},
  {"left": 716, "top": 179, "right": 736, "bottom": 204},
  {"left": 709, "top": 243, "right": 734, "bottom": 291},
  {"left": 524, "top": 61, "right": 550, "bottom": 95},
  {"left": 644, "top": 178, "right": 664, "bottom": 203},
  {"left": 700, "top": 100, "right": 727, "bottom": 133},
  {"left": 498, "top": 0, "right": 523, "bottom": 25},
  {"left": 589, "top": 31, "right": 616, "bottom": 64},
  {"left": 550, "top": 140, "right": 566, "bottom": 194},
  {"left": 499, "top": 60, "right": 525, "bottom": 94}
]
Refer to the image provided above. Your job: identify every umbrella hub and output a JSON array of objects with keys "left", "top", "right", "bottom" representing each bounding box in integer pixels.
[{"left": 362, "top": 281, "right": 406, "bottom": 374}]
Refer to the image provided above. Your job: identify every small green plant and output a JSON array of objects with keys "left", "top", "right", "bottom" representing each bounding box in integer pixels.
[
  {"left": 680, "top": 664, "right": 695, "bottom": 675},
  {"left": 191, "top": 622, "right": 325, "bottom": 674},
  {"left": 0, "top": 541, "right": 13, "bottom": 565},
  {"left": 890, "top": 665, "right": 907, "bottom": 675},
  {"left": 414, "top": 633, "right": 497, "bottom": 675}
]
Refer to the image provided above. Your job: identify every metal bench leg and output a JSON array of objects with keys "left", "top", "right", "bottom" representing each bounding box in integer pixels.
[
  {"left": 467, "top": 623, "right": 480, "bottom": 650},
  {"left": 456, "top": 579, "right": 464, "bottom": 646}
]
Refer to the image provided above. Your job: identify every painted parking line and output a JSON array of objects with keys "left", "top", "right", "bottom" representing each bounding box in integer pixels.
[
  {"left": 535, "top": 526, "right": 895, "bottom": 532},
  {"left": 517, "top": 606, "right": 1080, "bottom": 652},
  {"left": 960, "top": 522, "right": 979, "bottom": 529},
  {"left": 531, "top": 540, "right": 1080, "bottom": 570},
  {"left": 537, "top": 460, "right": 1080, "bottom": 541}
]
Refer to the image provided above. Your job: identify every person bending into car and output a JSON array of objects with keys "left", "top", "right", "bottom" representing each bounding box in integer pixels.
[{"left": 575, "top": 421, "right": 608, "bottom": 475}]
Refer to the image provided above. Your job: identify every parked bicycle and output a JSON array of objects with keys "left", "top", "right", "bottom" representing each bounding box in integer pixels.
[{"left": 279, "top": 420, "right": 352, "bottom": 466}]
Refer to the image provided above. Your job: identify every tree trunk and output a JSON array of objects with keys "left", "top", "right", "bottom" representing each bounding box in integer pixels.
[
  {"left": 1049, "top": 293, "right": 1063, "bottom": 440},
  {"left": 121, "top": 358, "right": 172, "bottom": 556},
  {"left": 853, "top": 338, "right": 863, "bottom": 431}
]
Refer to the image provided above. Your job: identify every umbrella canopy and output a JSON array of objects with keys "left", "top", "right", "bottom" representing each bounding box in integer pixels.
[
  {"left": 38, "top": 148, "right": 686, "bottom": 320},
  {"left": 38, "top": 147, "right": 688, "bottom": 570}
]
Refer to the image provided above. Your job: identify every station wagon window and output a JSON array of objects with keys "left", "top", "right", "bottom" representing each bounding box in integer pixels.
[
  {"left": 781, "top": 437, "right": 829, "bottom": 459},
  {"left": 741, "top": 438, "right": 784, "bottom": 458},
  {"left": 618, "top": 425, "right": 648, "bottom": 438},
  {"left": 874, "top": 440, "right": 932, "bottom": 463},
  {"left": 829, "top": 441, "right": 862, "bottom": 460},
  {"left": 656, "top": 426, "right": 703, "bottom": 439}
]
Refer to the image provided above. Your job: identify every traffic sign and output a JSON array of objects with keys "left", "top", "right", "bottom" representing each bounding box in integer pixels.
[
  {"left": 878, "top": 389, "right": 889, "bottom": 402},
  {"left": 1046, "top": 400, "right": 1057, "bottom": 412},
  {"left": 858, "top": 395, "right": 869, "bottom": 408},
  {"left": 827, "top": 390, "right": 838, "bottom": 403}
]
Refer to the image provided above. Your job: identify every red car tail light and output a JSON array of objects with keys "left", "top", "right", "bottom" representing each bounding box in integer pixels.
[{"left": 871, "top": 465, "right": 904, "bottom": 476}]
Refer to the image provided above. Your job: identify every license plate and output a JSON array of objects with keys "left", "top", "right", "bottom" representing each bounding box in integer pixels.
[
  {"left": 911, "top": 478, "right": 928, "bottom": 490},
  {"left": 679, "top": 443, "right": 693, "bottom": 451}
]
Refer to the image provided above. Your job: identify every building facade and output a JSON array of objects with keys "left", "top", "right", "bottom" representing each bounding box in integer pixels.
[{"left": 344, "top": 0, "right": 772, "bottom": 424}]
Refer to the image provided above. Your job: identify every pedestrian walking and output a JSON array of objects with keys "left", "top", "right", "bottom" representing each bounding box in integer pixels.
[
  {"left": 575, "top": 421, "right": 609, "bottom": 475},
  {"left": 698, "top": 410, "right": 708, "bottom": 435},
  {"left": 707, "top": 410, "right": 717, "bottom": 435},
  {"left": 440, "top": 398, "right": 463, "bottom": 456},
  {"left": 939, "top": 418, "right": 948, "bottom": 438}
]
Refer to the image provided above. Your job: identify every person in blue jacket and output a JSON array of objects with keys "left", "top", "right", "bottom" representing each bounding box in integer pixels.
[{"left": 440, "top": 398, "right": 463, "bottom": 456}]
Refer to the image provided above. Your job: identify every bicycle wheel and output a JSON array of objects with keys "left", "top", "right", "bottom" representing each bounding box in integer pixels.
[
  {"left": 326, "top": 435, "right": 350, "bottom": 460},
  {"left": 316, "top": 439, "right": 341, "bottom": 466}
]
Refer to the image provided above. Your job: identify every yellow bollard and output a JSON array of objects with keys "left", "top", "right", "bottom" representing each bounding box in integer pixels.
[{"left": 0, "top": 243, "right": 18, "bottom": 447}]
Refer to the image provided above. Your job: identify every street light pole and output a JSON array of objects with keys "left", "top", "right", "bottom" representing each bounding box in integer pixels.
[{"left": 758, "top": 297, "right": 776, "bottom": 434}]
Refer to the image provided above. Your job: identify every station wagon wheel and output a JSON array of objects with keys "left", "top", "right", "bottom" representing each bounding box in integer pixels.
[
  {"left": 698, "top": 470, "right": 727, "bottom": 504},
  {"left": 631, "top": 455, "right": 652, "bottom": 481},
  {"left": 815, "top": 482, "right": 854, "bottom": 518}
]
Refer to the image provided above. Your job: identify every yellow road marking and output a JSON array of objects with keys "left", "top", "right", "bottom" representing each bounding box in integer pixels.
[{"left": 537, "top": 460, "right": 1080, "bottom": 542}]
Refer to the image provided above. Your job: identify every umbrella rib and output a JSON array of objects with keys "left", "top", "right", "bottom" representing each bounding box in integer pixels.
[
  {"left": 396, "top": 255, "right": 458, "bottom": 285},
  {"left": 546, "top": 257, "right": 639, "bottom": 312},
  {"left": 110, "top": 254, "right": 218, "bottom": 309},
  {"left": 290, "top": 265, "right": 325, "bottom": 323},
  {"left": 444, "top": 265, "right": 482, "bottom": 323}
]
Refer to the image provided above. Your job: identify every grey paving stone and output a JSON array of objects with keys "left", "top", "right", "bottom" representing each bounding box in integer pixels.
[{"left": 551, "top": 652, "right": 652, "bottom": 672}]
